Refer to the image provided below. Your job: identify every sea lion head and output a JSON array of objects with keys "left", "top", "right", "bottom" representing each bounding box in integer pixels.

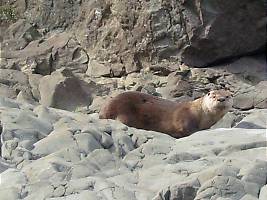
[{"left": 202, "top": 90, "right": 233, "bottom": 113}]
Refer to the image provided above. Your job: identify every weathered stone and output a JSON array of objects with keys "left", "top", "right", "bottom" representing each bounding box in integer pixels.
[
  {"left": 32, "top": 129, "right": 76, "bottom": 156},
  {"left": 0, "top": 69, "right": 30, "bottom": 99},
  {"left": 0, "top": 108, "right": 53, "bottom": 161},
  {"left": 240, "top": 161, "right": 267, "bottom": 187},
  {"left": 1, "top": 109, "right": 53, "bottom": 138},
  {"left": 112, "top": 131, "right": 135, "bottom": 158},
  {"left": 23, "top": 181, "right": 55, "bottom": 200},
  {"left": 0, "top": 158, "right": 11, "bottom": 173},
  {"left": 73, "top": 0, "right": 266, "bottom": 69},
  {"left": 86, "top": 59, "right": 111, "bottom": 78},
  {"left": 233, "top": 81, "right": 267, "bottom": 110},
  {"left": 1, "top": 0, "right": 266, "bottom": 76},
  {"left": 180, "top": 1, "right": 266, "bottom": 67},
  {"left": 53, "top": 185, "right": 66, "bottom": 197},
  {"left": 28, "top": 73, "right": 43, "bottom": 100},
  {"left": 215, "top": 55, "right": 267, "bottom": 85},
  {"left": 0, "top": 187, "right": 21, "bottom": 200},
  {"left": 154, "top": 179, "right": 200, "bottom": 200},
  {"left": 195, "top": 176, "right": 246, "bottom": 200},
  {"left": 1, "top": 19, "right": 41, "bottom": 54},
  {"left": 243, "top": 181, "right": 260, "bottom": 198},
  {"left": 39, "top": 68, "right": 93, "bottom": 111},
  {"left": 74, "top": 133, "right": 102, "bottom": 154},
  {"left": 0, "top": 168, "right": 27, "bottom": 189},
  {"left": 259, "top": 185, "right": 267, "bottom": 200},
  {"left": 211, "top": 112, "right": 237, "bottom": 129},
  {"left": 0, "top": 83, "right": 17, "bottom": 99},
  {"left": 235, "top": 109, "right": 267, "bottom": 129},
  {"left": 16, "top": 90, "right": 36, "bottom": 105},
  {"left": 159, "top": 77, "right": 192, "bottom": 99},
  {"left": 0, "top": 69, "right": 28, "bottom": 86},
  {"left": 50, "top": 190, "right": 101, "bottom": 200},
  {"left": 2, "top": 29, "right": 88, "bottom": 76},
  {"left": 99, "top": 132, "right": 114, "bottom": 149},
  {"left": 2, "top": 19, "right": 36, "bottom": 39},
  {"left": 0, "top": 97, "right": 19, "bottom": 108},
  {"left": 33, "top": 105, "right": 61, "bottom": 124},
  {"left": 240, "top": 194, "right": 259, "bottom": 200}
]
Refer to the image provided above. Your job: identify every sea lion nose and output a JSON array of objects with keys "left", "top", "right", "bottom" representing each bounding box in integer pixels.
[{"left": 218, "top": 97, "right": 225, "bottom": 102}]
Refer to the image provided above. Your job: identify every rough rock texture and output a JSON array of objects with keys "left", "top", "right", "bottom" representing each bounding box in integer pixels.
[
  {"left": 1, "top": 1, "right": 266, "bottom": 115},
  {"left": 74, "top": 0, "right": 266, "bottom": 69},
  {"left": 235, "top": 109, "right": 267, "bottom": 129},
  {"left": 0, "top": 98, "right": 266, "bottom": 200},
  {"left": 214, "top": 55, "right": 267, "bottom": 84},
  {"left": 1, "top": 25, "right": 88, "bottom": 75},
  {"left": 233, "top": 81, "right": 267, "bottom": 110},
  {"left": 1, "top": 16, "right": 89, "bottom": 77},
  {"left": 0, "top": 69, "right": 30, "bottom": 98},
  {"left": 39, "top": 68, "right": 95, "bottom": 111},
  {"left": 1, "top": 0, "right": 266, "bottom": 73}
]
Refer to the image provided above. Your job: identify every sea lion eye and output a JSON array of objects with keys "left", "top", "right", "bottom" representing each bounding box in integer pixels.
[
  {"left": 208, "top": 92, "right": 211, "bottom": 96},
  {"left": 226, "top": 96, "right": 229, "bottom": 98}
]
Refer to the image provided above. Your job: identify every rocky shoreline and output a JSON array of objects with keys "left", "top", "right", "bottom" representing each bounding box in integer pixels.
[
  {"left": 0, "top": 97, "right": 266, "bottom": 200},
  {"left": 1, "top": 0, "right": 266, "bottom": 199}
]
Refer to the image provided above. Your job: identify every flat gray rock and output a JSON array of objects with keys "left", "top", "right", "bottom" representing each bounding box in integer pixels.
[{"left": 235, "top": 109, "right": 267, "bottom": 129}]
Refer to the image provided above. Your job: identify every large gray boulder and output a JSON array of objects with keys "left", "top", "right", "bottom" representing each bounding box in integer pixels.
[
  {"left": 179, "top": 0, "right": 266, "bottom": 67},
  {"left": 39, "top": 68, "right": 93, "bottom": 111}
]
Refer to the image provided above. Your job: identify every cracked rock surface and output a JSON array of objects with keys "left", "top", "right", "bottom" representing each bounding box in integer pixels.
[
  {"left": 1, "top": 0, "right": 266, "bottom": 73},
  {"left": 0, "top": 97, "right": 266, "bottom": 200}
]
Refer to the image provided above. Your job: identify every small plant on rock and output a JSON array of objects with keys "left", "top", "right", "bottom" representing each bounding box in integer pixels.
[{"left": 0, "top": 4, "right": 17, "bottom": 23}]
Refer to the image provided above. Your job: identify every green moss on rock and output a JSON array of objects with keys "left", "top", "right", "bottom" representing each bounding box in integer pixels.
[{"left": 0, "top": 5, "right": 17, "bottom": 22}]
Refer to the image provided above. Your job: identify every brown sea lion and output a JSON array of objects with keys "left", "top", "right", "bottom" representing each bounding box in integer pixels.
[{"left": 99, "top": 90, "right": 233, "bottom": 138}]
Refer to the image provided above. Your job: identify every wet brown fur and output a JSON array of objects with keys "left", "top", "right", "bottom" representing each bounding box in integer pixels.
[{"left": 99, "top": 91, "right": 231, "bottom": 138}]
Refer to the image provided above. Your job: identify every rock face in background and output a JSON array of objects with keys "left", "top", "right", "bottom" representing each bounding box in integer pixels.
[
  {"left": 1, "top": 0, "right": 266, "bottom": 113},
  {"left": 1, "top": 0, "right": 266, "bottom": 72},
  {"left": 0, "top": 98, "right": 266, "bottom": 200},
  {"left": 72, "top": 0, "right": 266, "bottom": 68},
  {"left": 1, "top": 23, "right": 88, "bottom": 75},
  {"left": 179, "top": 0, "right": 266, "bottom": 66},
  {"left": 0, "top": 0, "right": 267, "bottom": 112}
]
